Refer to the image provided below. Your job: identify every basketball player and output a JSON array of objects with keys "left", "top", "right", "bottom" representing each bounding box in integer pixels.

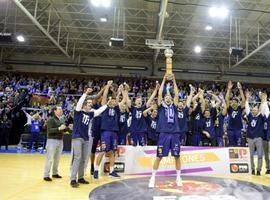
[
  {"left": 177, "top": 84, "right": 194, "bottom": 145},
  {"left": 93, "top": 81, "right": 126, "bottom": 179},
  {"left": 190, "top": 89, "right": 205, "bottom": 146},
  {"left": 70, "top": 88, "right": 107, "bottom": 187},
  {"left": 148, "top": 73, "right": 182, "bottom": 188},
  {"left": 143, "top": 104, "right": 158, "bottom": 145},
  {"left": 225, "top": 81, "right": 245, "bottom": 146},
  {"left": 245, "top": 91, "right": 268, "bottom": 176}
]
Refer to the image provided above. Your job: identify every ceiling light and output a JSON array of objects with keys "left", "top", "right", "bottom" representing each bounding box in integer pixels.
[
  {"left": 90, "top": 0, "right": 100, "bottom": 7},
  {"left": 205, "top": 25, "right": 213, "bottom": 31},
  {"left": 209, "top": 6, "right": 229, "bottom": 18},
  {"left": 194, "top": 45, "right": 201, "bottom": 53},
  {"left": 101, "top": 0, "right": 111, "bottom": 8},
  {"left": 91, "top": 0, "right": 111, "bottom": 8},
  {"left": 100, "top": 17, "right": 107, "bottom": 22},
  {"left": 16, "top": 35, "right": 25, "bottom": 42}
]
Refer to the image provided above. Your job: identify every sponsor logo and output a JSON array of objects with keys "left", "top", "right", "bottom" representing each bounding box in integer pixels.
[
  {"left": 229, "top": 148, "right": 248, "bottom": 160},
  {"left": 156, "top": 180, "right": 221, "bottom": 194},
  {"left": 230, "top": 163, "right": 249, "bottom": 173},
  {"left": 153, "top": 195, "right": 239, "bottom": 200},
  {"left": 104, "top": 162, "right": 125, "bottom": 173}
]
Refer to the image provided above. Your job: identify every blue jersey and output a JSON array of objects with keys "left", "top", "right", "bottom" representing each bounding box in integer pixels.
[
  {"left": 91, "top": 104, "right": 102, "bottom": 137},
  {"left": 72, "top": 110, "right": 94, "bottom": 141},
  {"left": 119, "top": 111, "right": 129, "bottom": 135},
  {"left": 227, "top": 106, "right": 243, "bottom": 131},
  {"left": 101, "top": 106, "right": 120, "bottom": 132},
  {"left": 191, "top": 104, "right": 203, "bottom": 134},
  {"left": 130, "top": 105, "right": 147, "bottom": 133},
  {"left": 31, "top": 120, "right": 40, "bottom": 133},
  {"left": 247, "top": 113, "right": 265, "bottom": 139},
  {"left": 215, "top": 114, "right": 225, "bottom": 137},
  {"left": 177, "top": 107, "right": 189, "bottom": 133},
  {"left": 202, "top": 117, "right": 215, "bottom": 139},
  {"left": 266, "top": 117, "right": 270, "bottom": 141},
  {"left": 145, "top": 115, "right": 158, "bottom": 141},
  {"left": 156, "top": 104, "right": 180, "bottom": 134}
]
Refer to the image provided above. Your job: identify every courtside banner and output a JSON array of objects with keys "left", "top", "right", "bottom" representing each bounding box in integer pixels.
[{"left": 101, "top": 146, "right": 251, "bottom": 176}]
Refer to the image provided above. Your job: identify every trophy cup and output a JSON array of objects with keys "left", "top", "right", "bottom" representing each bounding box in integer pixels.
[{"left": 164, "top": 48, "right": 174, "bottom": 80}]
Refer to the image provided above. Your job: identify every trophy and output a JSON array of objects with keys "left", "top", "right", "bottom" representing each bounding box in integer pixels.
[{"left": 164, "top": 48, "right": 174, "bottom": 80}]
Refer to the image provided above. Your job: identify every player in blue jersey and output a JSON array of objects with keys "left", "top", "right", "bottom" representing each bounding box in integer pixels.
[
  {"left": 126, "top": 82, "right": 159, "bottom": 146},
  {"left": 70, "top": 88, "right": 107, "bottom": 187},
  {"left": 177, "top": 84, "right": 194, "bottom": 145},
  {"left": 190, "top": 89, "right": 206, "bottom": 146},
  {"left": 202, "top": 108, "right": 217, "bottom": 146},
  {"left": 210, "top": 93, "right": 227, "bottom": 146},
  {"left": 245, "top": 91, "right": 269, "bottom": 176},
  {"left": 148, "top": 74, "right": 182, "bottom": 188},
  {"left": 93, "top": 81, "right": 127, "bottom": 179},
  {"left": 143, "top": 104, "right": 158, "bottom": 145},
  {"left": 117, "top": 84, "right": 130, "bottom": 145},
  {"left": 225, "top": 81, "right": 246, "bottom": 146}
]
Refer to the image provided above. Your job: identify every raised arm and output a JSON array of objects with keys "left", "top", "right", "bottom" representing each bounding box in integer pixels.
[
  {"left": 116, "top": 85, "right": 123, "bottom": 105},
  {"left": 123, "top": 84, "right": 131, "bottom": 108},
  {"left": 220, "top": 94, "right": 227, "bottom": 116},
  {"left": 75, "top": 88, "right": 92, "bottom": 111},
  {"left": 245, "top": 91, "right": 250, "bottom": 115},
  {"left": 143, "top": 106, "right": 153, "bottom": 117},
  {"left": 259, "top": 93, "right": 269, "bottom": 118},
  {"left": 92, "top": 86, "right": 106, "bottom": 104},
  {"left": 199, "top": 89, "right": 205, "bottom": 113},
  {"left": 158, "top": 75, "right": 166, "bottom": 106},
  {"left": 237, "top": 82, "right": 246, "bottom": 109},
  {"left": 226, "top": 80, "right": 233, "bottom": 107},
  {"left": 101, "top": 81, "right": 113, "bottom": 106},
  {"left": 146, "top": 82, "right": 159, "bottom": 108},
  {"left": 172, "top": 74, "right": 179, "bottom": 106},
  {"left": 186, "top": 84, "right": 195, "bottom": 108}
]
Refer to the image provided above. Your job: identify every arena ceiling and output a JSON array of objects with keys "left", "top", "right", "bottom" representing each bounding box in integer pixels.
[{"left": 1, "top": 0, "right": 270, "bottom": 79}]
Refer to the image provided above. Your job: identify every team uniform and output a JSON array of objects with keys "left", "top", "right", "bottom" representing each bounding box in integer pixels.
[
  {"left": 202, "top": 110, "right": 216, "bottom": 146},
  {"left": 100, "top": 106, "right": 120, "bottom": 152},
  {"left": 215, "top": 112, "right": 225, "bottom": 146},
  {"left": 29, "top": 119, "right": 41, "bottom": 150},
  {"left": 227, "top": 106, "right": 243, "bottom": 146},
  {"left": 246, "top": 113, "right": 265, "bottom": 173},
  {"left": 130, "top": 105, "right": 147, "bottom": 146},
  {"left": 70, "top": 110, "right": 95, "bottom": 182},
  {"left": 191, "top": 104, "right": 203, "bottom": 146},
  {"left": 145, "top": 114, "right": 158, "bottom": 145},
  {"left": 118, "top": 111, "right": 129, "bottom": 145},
  {"left": 263, "top": 118, "right": 270, "bottom": 173},
  {"left": 156, "top": 103, "right": 181, "bottom": 157},
  {"left": 91, "top": 104, "right": 102, "bottom": 154},
  {"left": 177, "top": 107, "right": 189, "bottom": 145}
]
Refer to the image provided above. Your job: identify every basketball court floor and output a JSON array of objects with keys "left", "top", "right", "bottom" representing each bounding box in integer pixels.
[{"left": 1, "top": 150, "right": 270, "bottom": 200}]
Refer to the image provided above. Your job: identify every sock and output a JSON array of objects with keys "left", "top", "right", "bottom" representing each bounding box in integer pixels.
[
  {"left": 94, "top": 165, "right": 99, "bottom": 171},
  {"left": 151, "top": 170, "right": 157, "bottom": 178},
  {"left": 176, "top": 170, "right": 181, "bottom": 178},
  {"left": 110, "top": 167, "right": 114, "bottom": 173}
]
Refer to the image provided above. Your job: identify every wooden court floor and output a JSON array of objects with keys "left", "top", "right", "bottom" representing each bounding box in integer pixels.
[{"left": 1, "top": 153, "right": 270, "bottom": 200}]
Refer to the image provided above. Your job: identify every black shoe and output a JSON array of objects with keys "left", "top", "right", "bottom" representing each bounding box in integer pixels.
[
  {"left": 93, "top": 170, "right": 99, "bottom": 179},
  {"left": 44, "top": 177, "right": 52, "bottom": 181},
  {"left": 78, "top": 178, "right": 89, "bottom": 184},
  {"left": 266, "top": 170, "right": 270, "bottom": 174},
  {"left": 91, "top": 164, "right": 94, "bottom": 175},
  {"left": 257, "top": 171, "right": 261, "bottom": 176},
  {"left": 252, "top": 170, "right": 255, "bottom": 175},
  {"left": 52, "top": 174, "right": 62, "bottom": 178},
  {"left": 109, "top": 171, "right": 120, "bottom": 178},
  {"left": 70, "top": 180, "right": 79, "bottom": 188}
]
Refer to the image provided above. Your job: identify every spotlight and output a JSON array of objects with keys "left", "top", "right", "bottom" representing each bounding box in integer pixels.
[
  {"left": 205, "top": 25, "right": 213, "bottom": 31},
  {"left": 100, "top": 17, "right": 107, "bottom": 22},
  {"left": 101, "top": 0, "right": 111, "bottom": 8},
  {"left": 90, "top": 0, "right": 111, "bottom": 8},
  {"left": 194, "top": 45, "right": 201, "bottom": 53},
  {"left": 90, "top": 0, "right": 100, "bottom": 7},
  {"left": 209, "top": 6, "right": 229, "bottom": 18},
  {"left": 16, "top": 35, "right": 25, "bottom": 42}
]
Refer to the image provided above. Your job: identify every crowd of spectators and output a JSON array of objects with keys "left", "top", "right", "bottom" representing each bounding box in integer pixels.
[{"left": 0, "top": 73, "right": 269, "bottom": 150}]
